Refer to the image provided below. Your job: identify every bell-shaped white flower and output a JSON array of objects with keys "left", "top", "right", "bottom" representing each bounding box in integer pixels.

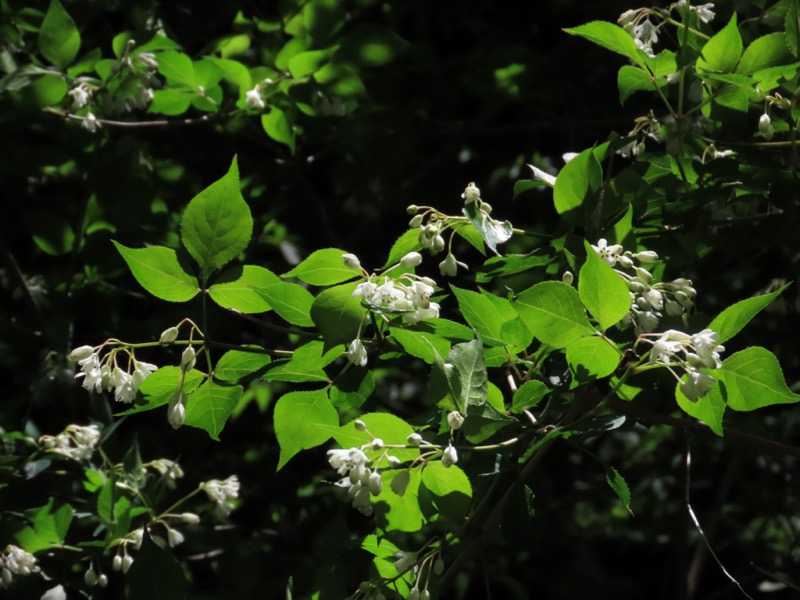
[
  {"left": 347, "top": 338, "right": 368, "bottom": 367},
  {"left": 442, "top": 444, "right": 458, "bottom": 468}
]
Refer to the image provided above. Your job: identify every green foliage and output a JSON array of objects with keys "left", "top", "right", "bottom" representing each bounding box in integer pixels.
[
  {"left": 274, "top": 389, "right": 337, "bottom": 469},
  {"left": 578, "top": 241, "right": 632, "bottom": 330},
  {"left": 112, "top": 242, "right": 199, "bottom": 302}
]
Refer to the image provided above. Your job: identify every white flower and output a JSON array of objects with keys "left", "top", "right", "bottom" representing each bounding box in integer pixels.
[
  {"left": 461, "top": 182, "right": 481, "bottom": 204},
  {"left": 0, "top": 545, "right": 39, "bottom": 587},
  {"left": 632, "top": 20, "right": 658, "bottom": 55},
  {"left": 150, "top": 458, "right": 184, "bottom": 481},
  {"left": 527, "top": 164, "right": 557, "bottom": 187},
  {"left": 393, "top": 551, "right": 418, "bottom": 574},
  {"left": 618, "top": 9, "right": 638, "bottom": 27},
  {"left": 439, "top": 252, "right": 468, "bottom": 277},
  {"left": 167, "top": 393, "right": 186, "bottom": 429},
  {"left": 200, "top": 475, "right": 240, "bottom": 516},
  {"left": 347, "top": 338, "right": 368, "bottom": 367},
  {"left": 132, "top": 360, "right": 158, "bottom": 388},
  {"left": 166, "top": 527, "right": 185, "bottom": 547},
  {"left": 39, "top": 424, "right": 101, "bottom": 462},
  {"left": 442, "top": 444, "right": 458, "bottom": 468},
  {"left": 368, "top": 471, "right": 383, "bottom": 496},
  {"left": 692, "top": 328, "right": 724, "bottom": 368},
  {"left": 342, "top": 253, "right": 361, "bottom": 269},
  {"left": 136, "top": 52, "right": 159, "bottom": 70},
  {"left": 82, "top": 112, "right": 101, "bottom": 133},
  {"left": 351, "top": 485, "right": 373, "bottom": 515},
  {"left": 676, "top": 1, "right": 715, "bottom": 24},
  {"left": 68, "top": 83, "right": 91, "bottom": 112},
  {"left": 759, "top": 114, "right": 774, "bottom": 140},
  {"left": 246, "top": 88, "right": 265, "bottom": 110},
  {"left": 160, "top": 326, "right": 179, "bottom": 343},
  {"left": 180, "top": 346, "right": 196, "bottom": 372},
  {"left": 680, "top": 367, "right": 715, "bottom": 400},
  {"left": 636, "top": 310, "right": 661, "bottom": 333},
  {"left": 591, "top": 239, "right": 623, "bottom": 266}
]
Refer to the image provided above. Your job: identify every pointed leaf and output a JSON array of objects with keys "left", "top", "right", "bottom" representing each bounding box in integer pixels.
[
  {"left": 566, "top": 336, "right": 620, "bottom": 381},
  {"left": 579, "top": 241, "right": 632, "bottom": 330},
  {"left": 39, "top": 0, "right": 81, "bottom": 69},
  {"left": 113, "top": 242, "right": 199, "bottom": 302},
  {"left": 284, "top": 248, "right": 362, "bottom": 286},
  {"left": 553, "top": 147, "right": 602, "bottom": 221},
  {"left": 697, "top": 14, "right": 742, "bottom": 73},
  {"left": 126, "top": 528, "right": 188, "bottom": 600},
  {"left": 709, "top": 284, "right": 789, "bottom": 343},
  {"left": 605, "top": 467, "right": 633, "bottom": 516},
  {"left": 717, "top": 347, "right": 800, "bottom": 411},
  {"left": 736, "top": 33, "right": 791, "bottom": 74},
  {"left": 262, "top": 108, "right": 296, "bottom": 153},
  {"left": 513, "top": 281, "right": 593, "bottom": 348},
  {"left": 180, "top": 156, "right": 253, "bottom": 276},
  {"left": 564, "top": 21, "right": 647, "bottom": 68},
  {"left": 117, "top": 367, "right": 204, "bottom": 416},
  {"left": 274, "top": 389, "right": 338, "bottom": 469},
  {"left": 390, "top": 327, "right": 451, "bottom": 365},
  {"left": 675, "top": 375, "right": 726, "bottom": 436},
  {"left": 214, "top": 347, "right": 271, "bottom": 382},
  {"left": 310, "top": 282, "right": 364, "bottom": 348},
  {"left": 208, "top": 265, "right": 280, "bottom": 313},
  {"left": 511, "top": 380, "right": 550, "bottom": 413},
  {"left": 255, "top": 281, "right": 315, "bottom": 327},
  {"left": 184, "top": 380, "right": 243, "bottom": 440}
]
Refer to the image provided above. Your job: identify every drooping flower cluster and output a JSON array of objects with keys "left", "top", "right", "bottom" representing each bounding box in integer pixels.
[
  {"left": 200, "top": 475, "right": 240, "bottom": 517},
  {"left": 39, "top": 424, "right": 101, "bottom": 462},
  {"left": 328, "top": 447, "right": 383, "bottom": 516},
  {"left": 674, "top": 1, "right": 716, "bottom": 24},
  {"left": 618, "top": 9, "right": 659, "bottom": 56},
  {"left": 71, "top": 345, "right": 157, "bottom": 403},
  {"left": 0, "top": 545, "right": 40, "bottom": 588},
  {"left": 590, "top": 241, "right": 696, "bottom": 334},
  {"left": 354, "top": 273, "right": 440, "bottom": 324},
  {"left": 643, "top": 328, "right": 725, "bottom": 400}
]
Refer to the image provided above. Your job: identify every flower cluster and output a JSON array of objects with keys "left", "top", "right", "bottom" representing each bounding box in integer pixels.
[
  {"left": 39, "top": 423, "right": 101, "bottom": 462},
  {"left": 616, "top": 112, "right": 661, "bottom": 158},
  {"left": 590, "top": 241, "right": 696, "bottom": 334},
  {"left": 71, "top": 345, "right": 157, "bottom": 403},
  {"left": 0, "top": 545, "right": 40, "bottom": 588},
  {"left": 245, "top": 78, "right": 275, "bottom": 110},
  {"left": 618, "top": 9, "right": 659, "bottom": 56},
  {"left": 674, "top": 1, "right": 716, "bottom": 24},
  {"left": 354, "top": 273, "right": 440, "bottom": 324},
  {"left": 643, "top": 328, "right": 725, "bottom": 400},
  {"left": 200, "top": 475, "right": 240, "bottom": 516},
  {"left": 328, "top": 447, "right": 383, "bottom": 516}
]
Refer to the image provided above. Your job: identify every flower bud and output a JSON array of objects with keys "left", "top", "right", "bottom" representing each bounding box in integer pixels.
[
  {"left": 409, "top": 214, "right": 424, "bottom": 228},
  {"left": 122, "top": 555, "right": 134, "bottom": 573},
  {"left": 167, "top": 528, "right": 185, "bottom": 547},
  {"left": 342, "top": 253, "right": 361, "bottom": 270},
  {"left": 98, "top": 574, "right": 108, "bottom": 588},
  {"left": 462, "top": 182, "right": 481, "bottom": 204},
  {"left": 420, "top": 590, "right": 431, "bottom": 600},
  {"left": 635, "top": 250, "right": 659, "bottom": 263},
  {"left": 368, "top": 471, "right": 383, "bottom": 496},
  {"left": 759, "top": 113, "right": 774, "bottom": 140},
  {"left": 665, "top": 299, "right": 683, "bottom": 317},
  {"left": 84, "top": 567, "right": 98, "bottom": 587},
  {"left": 481, "top": 202, "right": 493, "bottom": 214},
  {"left": 434, "top": 558, "right": 445, "bottom": 575},
  {"left": 617, "top": 255, "right": 634, "bottom": 269},
  {"left": 112, "top": 555, "right": 123, "bottom": 572},
  {"left": 408, "top": 590, "right": 421, "bottom": 600},
  {"left": 406, "top": 205, "right": 420, "bottom": 214},
  {"left": 174, "top": 512, "right": 199, "bottom": 525},
  {"left": 181, "top": 346, "right": 196, "bottom": 372},
  {"left": 634, "top": 267, "right": 652, "bottom": 282},
  {"left": 442, "top": 444, "right": 458, "bottom": 468},
  {"left": 353, "top": 419, "right": 367, "bottom": 431},
  {"left": 432, "top": 235, "right": 445, "bottom": 253},
  {"left": 386, "top": 455, "right": 401, "bottom": 467},
  {"left": 562, "top": 271, "right": 574, "bottom": 285},
  {"left": 70, "top": 345, "right": 95, "bottom": 361},
  {"left": 407, "top": 433, "right": 422, "bottom": 446},
  {"left": 447, "top": 411, "right": 465, "bottom": 431},
  {"left": 159, "top": 327, "right": 179, "bottom": 343},
  {"left": 371, "top": 438, "right": 384, "bottom": 450},
  {"left": 400, "top": 252, "right": 423, "bottom": 267},
  {"left": 168, "top": 399, "right": 185, "bottom": 430}
]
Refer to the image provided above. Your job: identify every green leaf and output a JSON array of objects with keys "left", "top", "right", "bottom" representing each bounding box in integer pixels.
[
  {"left": 126, "top": 528, "right": 188, "bottom": 600},
  {"left": 617, "top": 65, "right": 665, "bottom": 104},
  {"left": 184, "top": 380, "right": 242, "bottom": 440},
  {"left": 564, "top": 21, "right": 647, "bottom": 68},
  {"left": 718, "top": 347, "right": 800, "bottom": 411},
  {"left": 450, "top": 285, "right": 530, "bottom": 347},
  {"left": 284, "top": 248, "right": 361, "bottom": 286},
  {"left": 149, "top": 88, "right": 193, "bottom": 116},
  {"left": 330, "top": 368, "right": 375, "bottom": 410},
  {"left": 605, "top": 467, "right": 633, "bottom": 516},
  {"left": 736, "top": 33, "right": 791, "bottom": 74},
  {"left": 389, "top": 327, "right": 451, "bottom": 364},
  {"left": 566, "top": 336, "right": 620, "bottom": 382},
  {"left": 578, "top": 241, "right": 632, "bottom": 330},
  {"left": 675, "top": 376, "right": 726, "bottom": 436},
  {"left": 180, "top": 156, "right": 253, "bottom": 277},
  {"left": 462, "top": 402, "right": 515, "bottom": 444},
  {"left": 314, "top": 62, "right": 366, "bottom": 96},
  {"left": 383, "top": 229, "right": 423, "bottom": 269},
  {"left": 708, "top": 284, "right": 789, "bottom": 343},
  {"left": 255, "top": 281, "right": 315, "bottom": 327},
  {"left": 697, "top": 14, "right": 742, "bottom": 73},
  {"left": 112, "top": 242, "right": 199, "bottom": 302},
  {"left": 262, "top": 340, "right": 338, "bottom": 384},
  {"left": 511, "top": 380, "right": 550, "bottom": 413},
  {"left": 15, "top": 499, "right": 73, "bottom": 552},
  {"left": 156, "top": 51, "right": 196, "bottom": 86},
  {"left": 786, "top": 0, "right": 799, "bottom": 57},
  {"left": 440, "top": 339, "right": 488, "bottom": 413},
  {"left": 310, "top": 282, "right": 364, "bottom": 349},
  {"left": 262, "top": 108, "right": 296, "bottom": 153},
  {"left": 208, "top": 265, "right": 280, "bottom": 313},
  {"left": 288, "top": 48, "right": 334, "bottom": 78},
  {"left": 374, "top": 468, "right": 424, "bottom": 533},
  {"left": 274, "top": 388, "right": 337, "bottom": 469},
  {"left": 421, "top": 462, "right": 472, "bottom": 523},
  {"left": 453, "top": 222, "right": 487, "bottom": 255},
  {"left": 462, "top": 202, "right": 513, "bottom": 255},
  {"left": 337, "top": 23, "right": 408, "bottom": 67},
  {"left": 513, "top": 281, "right": 593, "bottom": 348},
  {"left": 215, "top": 347, "right": 271, "bottom": 382},
  {"left": 552, "top": 147, "right": 602, "bottom": 221},
  {"left": 38, "top": 0, "right": 80, "bottom": 69},
  {"left": 117, "top": 367, "right": 205, "bottom": 416}
]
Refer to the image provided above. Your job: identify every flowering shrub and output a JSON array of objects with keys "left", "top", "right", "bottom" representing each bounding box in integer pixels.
[{"left": 2, "top": 0, "right": 800, "bottom": 598}]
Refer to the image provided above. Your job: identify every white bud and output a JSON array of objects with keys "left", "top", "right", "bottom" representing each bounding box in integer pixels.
[
  {"left": 368, "top": 471, "right": 383, "bottom": 495},
  {"left": 84, "top": 567, "right": 98, "bottom": 587},
  {"left": 406, "top": 205, "right": 419, "bottom": 214},
  {"left": 442, "top": 444, "right": 458, "bottom": 468},
  {"left": 400, "top": 252, "right": 423, "bottom": 267},
  {"left": 635, "top": 250, "right": 659, "bottom": 263},
  {"left": 112, "top": 555, "right": 123, "bottom": 572},
  {"left": 98, "top": 573, "right": 108, "bottom": 588},
  {"left": 122, "top": 555, "right": 134, "bottom": 573},
  {"left": 371, "top": 438, "right": 384, "bottom": 450},
  {"left": 433, "top": 235, "right": 445, "bottom": 253},
  {"left": 386, "top": 455, "right": 401, "bottom": 467},
  {"left": 168, "top": 399, "right": 185, "bottom": 429},
  {"left": 342, "top": 253, "right": 361, "bottom": 270},
  {"left": 420, "top": 590, "right": 431, "bottom": 600},
  {"left": 759, "top": 113, "right": 774, "bottom": 140},
  {"left": 462, "top": 182, "right": 481, "bottom": 204},
  {"left": 180, "top": 346, "right": 196, "bottom": 372},
  {"left": 447, "top": 411, "right": 465, "bottom": 431},
  {"left": 167, "top": 528, "right": 185, "bottom": 547},
  {"left": 353, "top": 419, "right": 367, "bottom": 431},
  {"left": 407, "top": 433, "right": 422, "bottom": 446},
  {"left": 159, "top": 327, "right": 179, "bottom": 343},
  {"left": 70, "top": 345, "right": 95, "bottom": 361},
  {"left": 409, "top": 214, "right": 424, "bottom": 228},
  {"left": 408, "top": 589, "right": 421, "bottom": 600},
  {"left": 481, "top": 202, "right": 493, "bottom": 214},
  {"left": 434, "top": 558, "right": 445, "bottom": 575},
  {"left": 562, "top": 271, "right": 574, "bottom": 285},
  {"left": 179, "top": 512, "right": 201, "bottom": 524}
]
